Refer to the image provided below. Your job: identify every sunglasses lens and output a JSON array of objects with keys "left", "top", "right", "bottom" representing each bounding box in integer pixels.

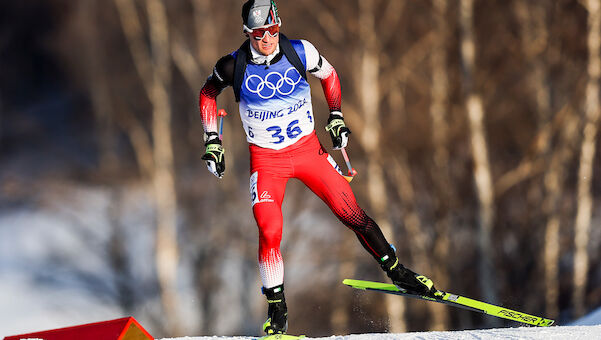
[
  {"left": 252, "top": 31, "right": 266, "bottom": 40},
  {"left": 251, "top": 24, "right": 279, "bottom": 40}
]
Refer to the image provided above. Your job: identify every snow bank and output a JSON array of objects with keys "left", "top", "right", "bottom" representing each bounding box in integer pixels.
[{"left": 571, "top": 306, "right": 601, "bottom": 326}]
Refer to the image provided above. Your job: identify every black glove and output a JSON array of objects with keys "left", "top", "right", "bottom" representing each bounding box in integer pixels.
[
  {"left": 201, "top": 132, "right": 225, "bottom": 178},
  {"left": 325, "top": 112, "right": 351, "bottom": 149}
]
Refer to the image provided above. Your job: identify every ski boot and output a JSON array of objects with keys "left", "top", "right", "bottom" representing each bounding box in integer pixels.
[
  {"left": 380, "top": 255, "right": 442, "bottom": 298},
  {"left": 262, "top": 284, "right": 288, "bottom": 335}
]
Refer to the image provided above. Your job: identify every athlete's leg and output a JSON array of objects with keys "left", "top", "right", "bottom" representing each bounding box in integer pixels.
[
  {"left": 250, "top": 147, "right": 292, "bottom": 334},
  {"left": 293, "top": 140, "right": 395, "bottom": 262},
  {"left": 293, "top": 137, "right": 439, "bottom": 296},
  {"left": 251, "top": 168, "right": 289, "bottom": 289}
]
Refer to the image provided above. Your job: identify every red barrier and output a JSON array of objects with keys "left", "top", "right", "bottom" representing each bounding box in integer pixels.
[{"left": 3, "top": 317, "right": 153, "bottom": 340}]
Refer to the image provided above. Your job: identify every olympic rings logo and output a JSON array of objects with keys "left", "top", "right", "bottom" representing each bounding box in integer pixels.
[{"left": 245, "top": 67, "right": 303, "bottom": 99}]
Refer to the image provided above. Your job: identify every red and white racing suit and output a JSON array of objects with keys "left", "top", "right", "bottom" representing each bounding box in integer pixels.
[{"left": 200, "top": 38, "right": 395, "bottom": 289}]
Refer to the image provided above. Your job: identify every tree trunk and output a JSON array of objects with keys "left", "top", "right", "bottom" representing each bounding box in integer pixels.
[
  {"left": 114, "top": 0, "right": 182, "bottom": 335},
  {"left": 192, "top": 0, "right": 218, "bottom": 70},
  {"left": 385, "top": 54, "right": 438, "bottom": 332},
  {"left": 76, "top": 2, "right": 138, "bottom": 314},
  {"left": 356, "top": 0, "right": 406, "bottom": 332},
  {"left": 573, "top": 0, "right": 601, "bottom": 318},
  {"left": 542, "top": 106, "right": 579, "bottom": 319},
  {"left": 330, "top": 234, "right": 357, "bottom": 334},
  {"left": 390, "top": 156, "right": 437, "bottom": 329},
  {"left": 514, "top": 0, "right": 551, "bottom": 126},
  {"left": 147, "top": 0, "right": 180, "bottom": 334},
  {"left": 459, "top": 0, "right": 499, "bottom": 324},
  {"left": 428, "top": 0, "right": 451, "bottom": 330},
  {"left": 79, "top": 0, "right": 118, "bottom": 175}
]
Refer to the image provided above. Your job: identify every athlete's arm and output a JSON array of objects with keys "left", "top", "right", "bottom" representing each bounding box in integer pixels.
[
  {"left": 199, "top": 54, "right": 235, "bottom": 141},
  {"left": 301, "top": 40, "right": 342, "bottom": 114},
  {"left": 200, "top": 55, "right": 234, "bottom": 178},
  {"left": 301, "top": 40, "right": 349, "bottom": 149}
]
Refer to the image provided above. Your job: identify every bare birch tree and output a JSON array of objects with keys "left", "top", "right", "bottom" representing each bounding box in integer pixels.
[
  {"left": 573, "top": 0, "right": 601, "bottom": 318},
  {"left": 73, "top": 0, "right": 141, "bottom": 315},
  {"left": 380, "top": 27, "right": 447, "bottom": 331},
  {"left": 513, "top": 0, "right": 560, "bottom": 317},
  {"left": 114, "top": 0, "right": 182, "bottom": 334},
  {"left": 354, "top": 0, "right": 409, "bottom": 332},
  {"left": 78, "top": 0, "right": 118, "bottom": 174},
  {"left": 192, "top": 0, "right": 219, "bottom": 71},
  {"left": 428, "top": 0, "right": 451, "bottom": 330},
  {"left": 514, "top": 1, "right": 551, "bottom": 127},
  {"left": 459, "top": 0, "right": 499, "bottom": 323},
  {"left": 542, "top": 106, "right": 580, "bottom": 318}
]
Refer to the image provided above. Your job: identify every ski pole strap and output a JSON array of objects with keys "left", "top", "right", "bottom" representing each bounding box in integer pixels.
[
  {"left": 205, "top": 144, "right": 224, "bottom": 161},
  {"left": 325, "top": 118, "right": 345, "bottom": 134},
  {"left": 204, "top": 131, "right": 219, "bottom": 142}
]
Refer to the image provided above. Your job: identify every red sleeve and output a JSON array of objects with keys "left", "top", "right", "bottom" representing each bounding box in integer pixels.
[
  {"left": 320, "top": 68, "right": 342, "bottom": 112},
  {"left": 199, "top": 80, "right": 219, "bottom": 134}
]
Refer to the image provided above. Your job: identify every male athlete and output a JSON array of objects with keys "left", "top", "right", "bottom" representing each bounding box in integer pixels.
[{"left": 199, "top": 0, "right": 439, "bottom": 334}]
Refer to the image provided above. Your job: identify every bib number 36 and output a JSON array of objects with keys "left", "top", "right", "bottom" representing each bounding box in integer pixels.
[{"left": 266, "top": 119, "right": 302, "bottom": 144}]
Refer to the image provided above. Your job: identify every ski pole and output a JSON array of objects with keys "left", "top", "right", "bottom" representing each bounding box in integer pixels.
[
  {"left": 340, "top": 147, "right": 357, "bottom": 182},
  {"left": 218, "top": 109, "right": 227, "bottom": 140}
]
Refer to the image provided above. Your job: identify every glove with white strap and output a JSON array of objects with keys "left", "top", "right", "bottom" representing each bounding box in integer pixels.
[
  {"left": 325, "top": 112, "right": 351, "bottom": 150},
  {"left": 201, "top": 132, "right": 225, "bottom": 179}
]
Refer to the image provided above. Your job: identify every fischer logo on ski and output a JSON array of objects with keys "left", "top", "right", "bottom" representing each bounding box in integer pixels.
[{"left": 497, "top": 309, "right": 539, "bottom": 323}]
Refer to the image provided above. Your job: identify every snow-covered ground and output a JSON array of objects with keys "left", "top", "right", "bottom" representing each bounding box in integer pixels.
[{"left": 163, "top": 325, "right": 601, "bottom": 340}]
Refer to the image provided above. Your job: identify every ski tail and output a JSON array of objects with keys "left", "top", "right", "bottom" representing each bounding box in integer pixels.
[
  {"left": 257, "top": 334, "right": 306, "bottom": 340},
  {"left": 343, "top": 279, "right": 554, "bottom": 327}
]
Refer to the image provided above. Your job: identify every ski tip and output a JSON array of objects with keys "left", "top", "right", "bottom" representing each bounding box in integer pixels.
[
  {"left": 538, "top": 319, "right": 555, "bottom": 327},
  {"left": 343, "top": 279, "right": 400, "bottom": 292}
]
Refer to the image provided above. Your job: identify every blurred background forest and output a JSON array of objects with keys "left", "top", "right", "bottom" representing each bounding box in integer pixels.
[{"left": 1, "top": 0, "right": 601, "bottom": 338}]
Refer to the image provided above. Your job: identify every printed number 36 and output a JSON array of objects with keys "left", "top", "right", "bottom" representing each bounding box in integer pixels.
[{"left": 267, "top": 120, "right": 302, "bottom": 144}]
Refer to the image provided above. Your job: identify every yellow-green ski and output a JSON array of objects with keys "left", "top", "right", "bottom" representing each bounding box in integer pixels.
[
  {"left": 257, "top": 334, "right": 306, "bottom": 340},
  {"left": 343, "top": 279, "right": 554, "bottom": 327}
]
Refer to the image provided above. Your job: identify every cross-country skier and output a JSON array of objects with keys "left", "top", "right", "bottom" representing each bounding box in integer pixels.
[{"left": 199, "top": 0, "right": 440, "bottom": 334}]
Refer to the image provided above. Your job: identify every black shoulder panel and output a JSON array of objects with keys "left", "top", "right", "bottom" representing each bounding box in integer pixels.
[
  {"left": 213, "top": 54, "right": 235, "bottom": 88},
  {"left": 233, "top": 40, "right": 251, "bottom": 102}
]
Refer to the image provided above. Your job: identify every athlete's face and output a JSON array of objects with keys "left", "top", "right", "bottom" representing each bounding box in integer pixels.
[{"left": 249, "top": 31, "right": 279, "bottom": 56}]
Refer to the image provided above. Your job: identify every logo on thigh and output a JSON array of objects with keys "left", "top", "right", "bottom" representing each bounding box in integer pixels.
[
  {"left": 326, "top": 154, "right": 343, "bottom": 176},
  {"left": 250, "top": 172, "right": 275, "bottom": 206}
]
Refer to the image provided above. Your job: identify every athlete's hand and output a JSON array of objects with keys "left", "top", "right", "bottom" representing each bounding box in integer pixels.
[
  {"left": 201, "top": 133, "right": 225, "bottom": 179},
  {"left": 325, "top": 112, "right": 351, "bottom": 150}
]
